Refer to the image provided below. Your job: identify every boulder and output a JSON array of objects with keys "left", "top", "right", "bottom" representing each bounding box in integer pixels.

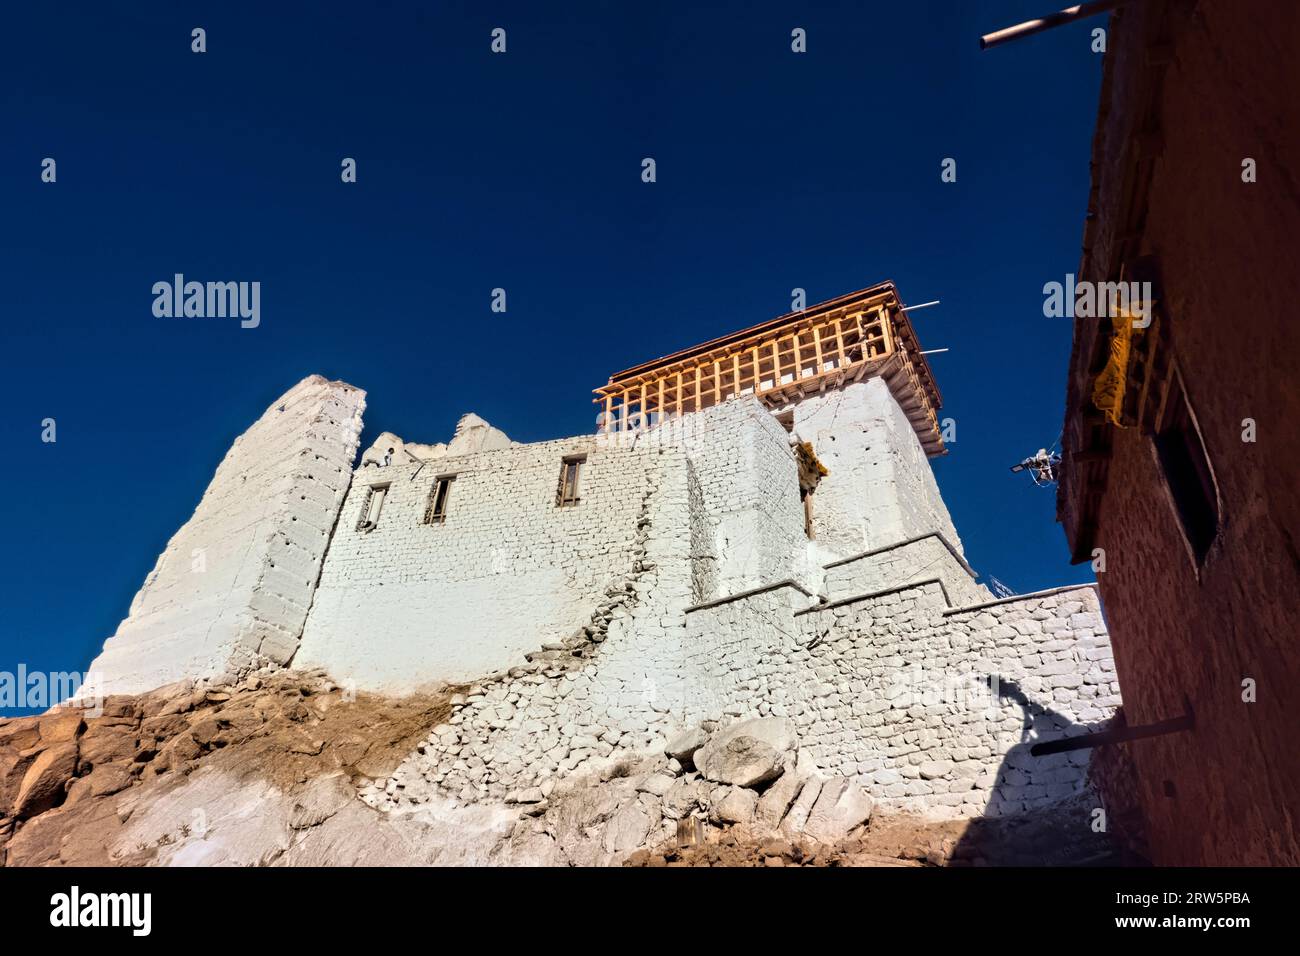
[
  {"left": 755, "top": 750, "right": 819, "bottom": 830},
  {"left": 756, "top": 770, "right": 804, "bottom": 831},
  {"left": 86, "top": 762, "right": 134, "bottom": 798},
  {"left": 802, "top": 777, "right": 874, "bottom": 844},
  {"left": 780, "top": 774, "right": 825, "bottom": 838},
  {"left": 664, "top": 726, "right": 707, "bottom": 764},
  {"left": 78, "top": 718, "right": 140, "bottom": 766},
  {"left": 13, "top": 742, "right": 79, "bottom": 818},
  {"left": 635, "top": 773, "right": 675, "bottom": 798},
  {"left": 0, "top": 748, "right": 40, "bottom": 817},
  {"left": 190, "top": 718, "right": 224, "bottom": 747},
  {"left": 661, "top": 776, "right": 705, "bottom": 820},
  {"left": 695, "top": 718, "right": 797, "bottom": 788},
  {"left": 602, "top": 800, "right": 653, "bottom": 854},
  {"left": 0, "top": 717, "right": 42, "bottom": 753},
  {"left": 713, "top": 787, "right": 759, "bottom": 826},
  {"left": 37, "top": 712, "right": 84, "bottom": 744}
]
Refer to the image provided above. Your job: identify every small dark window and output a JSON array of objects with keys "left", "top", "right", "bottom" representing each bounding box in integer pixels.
[
  {"left": 356, "top": 483, "right": 389, "bottom": 532},
  {"left": 1154, "top": 376, "right": 1219, "bottom": 563},
  {"left": 557, "top": 456, "right": 585, "bottom": 507},
  {"left": 424, "top": 475, "right": 455, "bottom": 524}
]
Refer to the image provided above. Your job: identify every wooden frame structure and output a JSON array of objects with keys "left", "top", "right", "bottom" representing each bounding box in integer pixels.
[{"left": 593, "top": 282, "right": 947, "bottom": 456}]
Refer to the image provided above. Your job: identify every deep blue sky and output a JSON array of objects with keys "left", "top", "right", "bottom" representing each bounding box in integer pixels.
[{"left": 1, "top": 1, "right": 1105, "bottom": 703}]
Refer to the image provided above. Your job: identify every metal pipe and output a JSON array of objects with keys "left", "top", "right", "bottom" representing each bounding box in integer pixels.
[
  {"left": 980, "top": 0, "right": 1126, "bottom": 50},
  {"left": 900, "top": 300, "right": 940, "bottom": 312},
  {"left": 1030, "top": 711, "right": 1193, "bottom": 756}
]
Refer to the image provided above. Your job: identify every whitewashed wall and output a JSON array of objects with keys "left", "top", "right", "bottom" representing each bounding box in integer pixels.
[
  {"left": 787, "top": 377, "right": 962, "bottom": 557},
  {"left": 295, "top": 437, "right": 674, "bottom": 692},
  {"left": 604, "top": 396, "right": 806, "bottom": 598},
  {"left": 678, "top": 581, "right": 1116, "bottom": 816},
  {"left": 823, "top": 533, "right": 989, "bottom": 606},
  {"left": 82, "top": 376, "right": 365, "bottom": 696}
]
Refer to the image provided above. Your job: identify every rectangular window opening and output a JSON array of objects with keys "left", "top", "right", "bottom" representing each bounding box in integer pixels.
[
  {"left": 357, "top": 483, "right": 389, "bottom": 532},
  {"left": 557, "top": 456, "right": 585, "bottom": 507},
  {"left": 1154, "top": 375, "right": 1219, "bottom": 564},
  {"left": 424, "top": 475, "right": 455, "bottom": 524}
]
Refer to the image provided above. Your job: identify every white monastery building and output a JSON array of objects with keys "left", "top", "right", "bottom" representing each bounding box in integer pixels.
[{"left": 82, "top": 283, "right": 1119, "bottom": 817}]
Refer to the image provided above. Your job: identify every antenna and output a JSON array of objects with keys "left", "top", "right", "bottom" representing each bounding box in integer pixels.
[{"left": 1009, "top": 448, "right": 1062, "bottom": 486}]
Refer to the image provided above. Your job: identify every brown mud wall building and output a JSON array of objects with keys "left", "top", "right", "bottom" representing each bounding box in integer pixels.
[{"left": 1059, "top": 0, "right": 1300, "bottom": 865}]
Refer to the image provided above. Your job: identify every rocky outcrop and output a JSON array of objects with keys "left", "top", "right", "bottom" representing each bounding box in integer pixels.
[{"left": 0, "top": 670, "right": 451, "bottom": 867}]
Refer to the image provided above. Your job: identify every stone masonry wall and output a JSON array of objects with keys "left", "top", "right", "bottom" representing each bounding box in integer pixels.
[
  {"left": 605, "top": 395, "right": 806, "bottom": 597},
  {"left": 295, "top": 437, "right": 684, "bottom": 693},
  {"left": 82, "top": 376, "right": 366, "bottom": 696},
  {"left": 345, "top": 382, "right": 1118, "bottom": 822},
  {"left": 823, "top": 533, "right": 989, "bottom": 607},
  {"left": 678, "top": 580, "right": 1115, "bottom": 817},
  {"left": 370, "top": 449, "right": 703, "bottom": 805}
]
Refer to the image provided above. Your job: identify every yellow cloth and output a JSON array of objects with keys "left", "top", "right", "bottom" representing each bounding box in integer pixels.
[
  {"left": 1091, "top": 308, "right": 1146, "bottom": 427},
  {"left": 795, "top": 442, "right": 829, "bottom": 492}
]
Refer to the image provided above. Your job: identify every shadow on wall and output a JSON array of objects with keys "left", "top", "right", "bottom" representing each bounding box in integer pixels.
[{"left": 947, "top": 676, "right": 1148, "bottom": 866}]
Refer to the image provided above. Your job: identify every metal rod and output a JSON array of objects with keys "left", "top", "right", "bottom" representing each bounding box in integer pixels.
[
  {"left": 980, "top": 0, "right": 1126, "bottom": 50},
  {"left": 920, "top": 348, "right": 949, "bottom": 355},
  {"left": 900, "top": 300, "right": 940, "bottom": 312},
  {"left": 1030, "top": 712, "right": 1193, "bottom": 756},
  {"left": 404, "top": 448, "right": 426, "bottom": 481}
]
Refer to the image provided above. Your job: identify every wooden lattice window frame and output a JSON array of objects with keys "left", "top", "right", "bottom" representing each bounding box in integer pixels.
[
  {"left": 423, "top": 475, "right": 455, "bottom": 525},
  {"left": 556, "top": 456, "right": 585, "bottom": 507}
]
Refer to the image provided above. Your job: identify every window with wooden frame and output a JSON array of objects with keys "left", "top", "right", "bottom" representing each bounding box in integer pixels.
[
  {"left": 356, "top": 483, "right": 389, "bottom": 532},
  {"left": 423, "top": 475, "right": 455, "bottom": 525},
  {"left": 556, "top": 455, "right": 585, "bottom": 507},
  {"left": 1154, "top": 370, "right": 1220, "bottom": 566}
]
